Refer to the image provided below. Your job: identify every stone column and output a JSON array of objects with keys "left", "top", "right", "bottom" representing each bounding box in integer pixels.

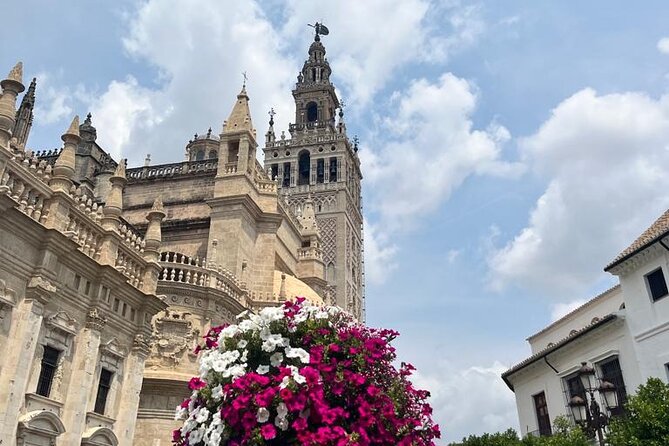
[
  {"left": 116, "top": 334, "right": 150, "bottom": 446},
  {"left": 0, "top": 276, "right": 55, "bottom": 441},
  {"left": 0, "top": 62, "right": 24, "bottom": 150},
  {"left": 59, "top": 308, "right": 107, "bottom": 444}
]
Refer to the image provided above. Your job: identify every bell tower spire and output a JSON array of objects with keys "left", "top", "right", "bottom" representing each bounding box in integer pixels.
[{"left": 262, "top": 25, "right": 365, "bottom": 320}]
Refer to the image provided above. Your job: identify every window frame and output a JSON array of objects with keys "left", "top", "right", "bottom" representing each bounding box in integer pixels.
[
  {"left": 36, "top": 345, "right": 61, "bottom": 398},
  {"left": 94, "top": 368, "right": 114, "bottom": 415},
  {"left": 645, "top": 267, "right": 669, "bottom": 302},
  {"left": 532, "top": 391, "right": 552, "bottom": 437}
]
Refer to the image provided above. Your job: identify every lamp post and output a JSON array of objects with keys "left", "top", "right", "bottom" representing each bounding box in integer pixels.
[{"left": 568, "top": 362, "right": 619, "bottom": 446}]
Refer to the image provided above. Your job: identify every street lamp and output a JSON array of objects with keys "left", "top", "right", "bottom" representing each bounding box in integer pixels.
[{"left": 567, "top": 362, "right": 619, "bottom": 446}]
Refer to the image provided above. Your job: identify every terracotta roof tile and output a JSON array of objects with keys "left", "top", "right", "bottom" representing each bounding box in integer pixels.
[
  {"left": 502, "top": 314, "right": 618, "bottom": 389},
  {"left": 605, "top": 208, "right": 669, "bottom": 271}
]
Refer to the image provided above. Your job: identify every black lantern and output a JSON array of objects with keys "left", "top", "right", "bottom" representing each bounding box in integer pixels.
[
  {"left": 598, "top": 380, "right": 619, "bottom": 410},
  {"left": 577, "top": 362, "right": 597, "bottom": 391},
  {"left": 569, "top": 395, "right": 587, "bottom": 423}
]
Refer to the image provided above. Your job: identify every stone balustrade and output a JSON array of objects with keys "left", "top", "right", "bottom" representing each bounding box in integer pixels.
[
  {"left": 297, "top": 246, "right": 322, "bottom": 260},
  {"left": 158, "top": 252, "right": 247, "bottom": 305},
  {"left": 126, "top": 159, "right": 217, "bottom": 182},
  {"left": 0, "top": 146, "right": 157, "bottom": 294}
]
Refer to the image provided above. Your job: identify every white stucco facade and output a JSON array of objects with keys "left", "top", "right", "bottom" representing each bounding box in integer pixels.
[{"left": 503, "top": 211, "right": 669, "bottom": 437}]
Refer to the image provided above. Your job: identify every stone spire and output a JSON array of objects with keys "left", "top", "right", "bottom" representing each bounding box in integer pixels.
[
  {"left": 0, "top": 62, "right": 25, "bottom": 149},
  {"left": 101, "top": 159, "right": 127, "bottom": 229},
  {"left": 265, "top": 107, "right": 276, "bottom": 145},
  {"left": 12, "top": 77, "right": 36, "bottom": 149},
  {"left": 223, "top": 85, "right": 254, "bottom": 134},
  {"left": 50, "top": 116, "right": 80, "bottom": 191},
  {"left": 144, "top": 197, "right": 166, "bottom": 263}
]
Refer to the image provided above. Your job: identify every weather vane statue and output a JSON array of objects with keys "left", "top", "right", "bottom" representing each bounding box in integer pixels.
[{"left": 308, "top": 21, "right": 330, "bottom": 41}]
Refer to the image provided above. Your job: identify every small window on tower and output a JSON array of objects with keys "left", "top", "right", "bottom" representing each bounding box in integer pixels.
[
  {"left": 306, "top": 102, "right": 318, "bottom": 123},
  {"left": 195, "top": 150, "right": 205, "bottom": 161},
  {"left": 316, "top": 159, "right": 325, "bottom": 183},
  {"left": 283, "top": 162, "right": 291, "bottom": 187},
  {"left": 329, "top": 157, "right": 338, "bottom": 182},
  {"left": 271, "top": 164, "right": 279, "bottom": 181}
]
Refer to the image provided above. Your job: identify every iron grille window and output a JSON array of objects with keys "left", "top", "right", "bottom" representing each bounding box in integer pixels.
[
  {"left": 645, "top": 268, "right": 668, "bottom": 301},
  {"left": 599, "top": 357, "right": 627, "bottom": 416},
  {"left": 94, "top": 368, "right": 113, "bottom": 415},
  {"left": 36, "top": 346, "right": 60, "bottom": 397},
  {"left": 316, "top": 159, "right": 325, "bottom": 183},
  {"left": 533, "top": 392, "right": 552, "bottom": 437}
]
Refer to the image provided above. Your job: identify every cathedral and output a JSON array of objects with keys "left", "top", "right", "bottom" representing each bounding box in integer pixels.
[{"left": 0, "top": 30, "right": 363, "bottom": 445}]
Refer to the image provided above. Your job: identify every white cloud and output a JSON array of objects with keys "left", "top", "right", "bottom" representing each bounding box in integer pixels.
[
  {"left": 363, "top": 219, "right": 398, "bottom": 285},
  {"left": 447, "top": 249, "right": 461, "bottom": 264},
  {"left": 365, "top": 73, "right": 522, "bottom": 231},
  {"left": 33, "top": 72, "right": 75, "bottom": 125},
  {"left": 413, "top": 360, "right": 517, "bottom": 443},
  {"left": 87, "top": 0, "right": 296, "bottom": 164},
  {"left": 280, "top": 0, "right": 484, "bottom": 107},
  {"left": 550, "top": 299, "right": 587, "bottom": 322},
  {"left": 489, "top": 88, "right": 669, "bottom": 297},
  {"left": 658, "top": 37, "right": 669, "bottom": 55}
]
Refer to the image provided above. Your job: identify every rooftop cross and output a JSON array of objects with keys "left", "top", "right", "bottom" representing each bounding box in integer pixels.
[
  {"left": 242, "top": 71, "right": 248, "bottom": 88},
  {"left": 268, "top": 107, "right": 276, "bottom": 126}
]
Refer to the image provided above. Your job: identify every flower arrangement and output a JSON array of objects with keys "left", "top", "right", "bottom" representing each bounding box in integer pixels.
[{"left": 173, "top": 298, "right": 440, "bottom": 445}]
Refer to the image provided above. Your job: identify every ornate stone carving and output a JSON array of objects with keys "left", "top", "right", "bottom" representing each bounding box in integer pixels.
[
  {"left": 86, "top": 307, "right": 107, "bottom": 331},
  {"left": 45, "top": 310, "right": 77, "bottom": 336},
  {"left": 147, "top": 310, "right": 199, "bottom": 369},
  {"left": 25, "top": 275, "right": 56, "bottom": 305},
  {"left": 317, "top": 217, "right": 337, "bottom": 266},
  {"left": 132, "top": 333, "right": 151, "bottom": 357}
]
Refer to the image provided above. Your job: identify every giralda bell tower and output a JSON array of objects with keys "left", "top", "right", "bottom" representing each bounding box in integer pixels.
[{"left": 262, "top": 24, "right": 364, "bottom": 320}]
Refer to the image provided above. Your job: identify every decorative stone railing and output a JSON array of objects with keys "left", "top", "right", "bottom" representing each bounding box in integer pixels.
[
  {"left": 158, "top": 253, "right": 247, "bottom": 305},
  {"left": 297, "top": 246, "right": 322, "bottom": 260},
  {"left": 127, "top": 159, "right": 217, "bottom": 181},
  {"left": 0, "top": 148, "right": 157, "bottom": 294},
  {"left": 223, "top": 162, "right": 237, "bottom": 174},
  {"left": 265, "top": 130, "right": 347, "bottom": 149}
]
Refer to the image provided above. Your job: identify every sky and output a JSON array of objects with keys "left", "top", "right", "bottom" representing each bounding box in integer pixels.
[{"left": 3, "top": 0, "right": 669, "bottom": 442}]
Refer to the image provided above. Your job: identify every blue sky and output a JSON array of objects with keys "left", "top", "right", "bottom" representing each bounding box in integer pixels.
[{"left": 4, "top": 1, "right": 669, "bottom": 442}]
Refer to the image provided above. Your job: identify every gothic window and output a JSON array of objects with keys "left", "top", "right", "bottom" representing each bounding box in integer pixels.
[
  {"left": 327, "top": 263, "right": 336, "bottom": 282},
  {"left": 195, "top": 150, "right": 205, "bottom": 161},
  {"left": 329, "top": 157, "right": 338, "bottom": 182},
  {"left": 306, "top": 102, "right": 318, "bottom": 123},
  {"left": 36, "top": 346, "right": 61, "bottom": 397},
  {"left": 298, "top": 150, "right": 310, "bottom": 185},
  {"left": 94, "top": 368, "right": 113, "bottom": 414},
  {"left": 283, "top": 162, "right": 291, "bottom": 187},
  {"left": 271, "top": 164, "right": 279, "bottom": 181},
  {"left": 208, "top": 150, "right": 217, "bottom": 159},
  {"left": 316, "top": 159, "right": 325, "bottom": 183}
]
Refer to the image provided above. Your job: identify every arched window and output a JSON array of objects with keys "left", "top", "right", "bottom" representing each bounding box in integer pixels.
[
  {"left": 195, "top": 150, "right": 205, "bottom": 161},
  {"left": 306, "top": 102, "right": 318, "bottom": 123},
  {"left": 316, "top": 159, "right": 325, "bottom": 183},
  {"left": 208, "top": 150, "right": 217, "bottom": 159},
  {"left": 298, "top": 150, "right": 310, "bottom": 185},
  {"left": 327, "top": 263, "right": 336, "bottom": 282}
]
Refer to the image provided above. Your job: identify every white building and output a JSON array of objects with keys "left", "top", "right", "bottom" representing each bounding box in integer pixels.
[{"left": 502, "top": 209, "right": 669, "bottom": 437}]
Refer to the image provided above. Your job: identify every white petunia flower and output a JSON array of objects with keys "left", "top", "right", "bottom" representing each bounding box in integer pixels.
[
  {"left": 276, "top": 402, "right": 288, "bottom": 418},
  {"left": 270, "top": 352, "right": 283, "bottom": 367},
  {"left": 189, "top": 426, "right": 206, "bottom": 445},
  {"left": 195, "top": 407, "right": 210, "bottom": 424},
  {"left": 211, "top": 384, "right": 223, "bottom": 402},
  {"left": 256, "top": 365, "right": 270, "bottom": 374},
  {"left": 237, "top": 339, "right": 248, "bottom": 349},
  {"left": 257, "top": 407, "right": 270, "bottom": 423},
  {"left": 285, "top": 347, "right": 310, "bottom": 364}
]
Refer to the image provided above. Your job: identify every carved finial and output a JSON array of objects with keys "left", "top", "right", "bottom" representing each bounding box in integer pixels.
[
  {"left": 84, "top": 112, "right": 92, "bottom": 125},
  {"left": 207, "top": 127, "right": 212, "bottom": 138},
  {"left": 151, "top": 196, "right": 164, "bottom": 213},
  {"left": 7, "top": 62, "right": 23, "bottom": 83},
  {"left": 63, "top": 115, "right": 80, "bottom": 138},
  {"left": 268, "top": 108, "right": 275, "bottom": 126},
  {"left": 114, "top": 159, "right": 127, "bottom": 178},
  {"left": 144, "top": 154, "right": 151, "bottom": 166},
  {"left": 353, "top": 135, "right": 359, "bottom": 152}
]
